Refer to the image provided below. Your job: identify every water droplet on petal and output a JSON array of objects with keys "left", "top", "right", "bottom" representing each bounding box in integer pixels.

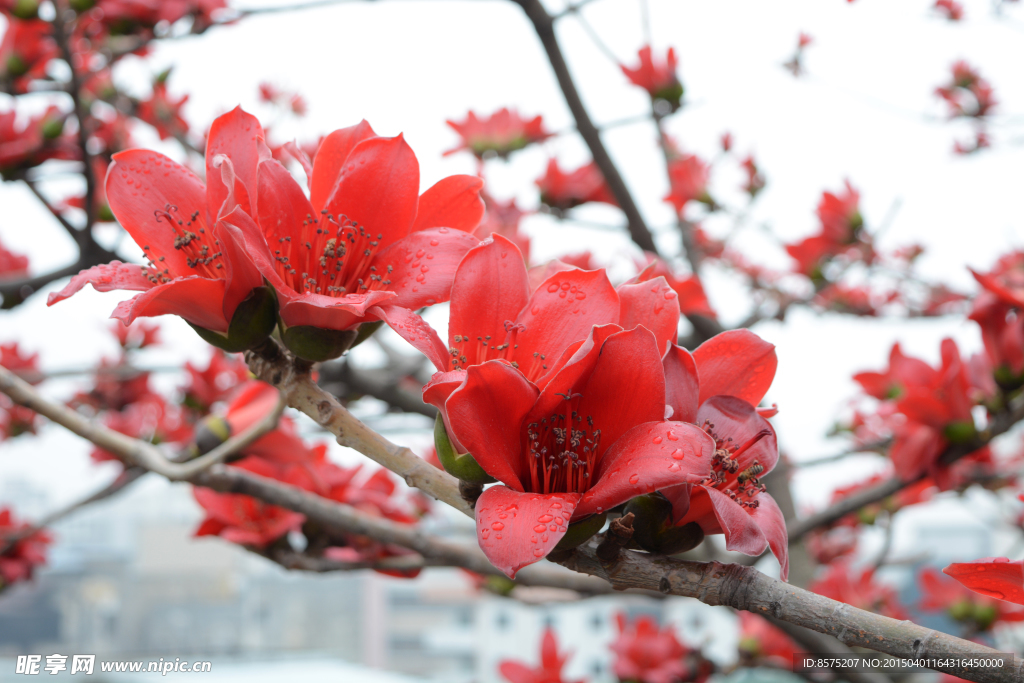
[
  {"left": 538, "top": 515, "right": 553, "bottom": 523},
  {"left": 629, "top": 474, "right": 640, "bottom": 484},
  {"left": 652, "top": 436, "right": 663, "bottom": 444},
  {"left": 672, "top": 448, "right": 685, "bottom": 460},
  {"left": 547, "top": 283, "right": 560, "bottom": 293},
  {"left": 491, "top": 522, "right": 504, "bottom": 530},
  {"left": 534, "top": 524, "right": 547, "bottom": 533}
]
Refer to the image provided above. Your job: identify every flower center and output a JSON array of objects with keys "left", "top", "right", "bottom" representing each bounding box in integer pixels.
[
  {"left": 267, "top": 211, "right": 391, "bottom": 298},
  {"left": 449, "top": 321, "right": 546, "bottom": 375},
  {"left": 142, "top": 203, "right": 221, "bottom": 283},
  {"left": 700, "top": 420, "right": 771, "bottom": 509},
  {"left": 525, "top": 391, "right": 601, "bottom": 495}
]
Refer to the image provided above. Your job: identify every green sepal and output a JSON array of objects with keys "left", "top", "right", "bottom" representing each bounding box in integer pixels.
[
  {"left": 280, "top": 325, "right": 358, "bottom": 363},
  {"left": 552, "top": 512, "right": 607, "bottom": 551},
  {"left": 652, "top": 81, "right": 684, "bottom": 112},
  {"left": 625, "top": 493, "right": 705, "bottom": 555},
  {"left": 943, "top": 420, "right": 977, "bottom": 444},
  {"left": 188, "top": 286, "right": 278, "bottom": 353},
  {"left": 434, "top": 414, "right": 495, "bottom": 484},
  {"left": 351, "top": 320, "right": 383, "bottom": 350}
]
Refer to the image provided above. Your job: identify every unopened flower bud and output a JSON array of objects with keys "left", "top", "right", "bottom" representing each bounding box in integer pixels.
[
  {"left": 626, "top": 493, "right": 705, "bottom": 555},
  {"left": 193, "top": 415, "right": 231, "bottom": 455},
  {"left": 189, "top": 285, "right": 277, "bottom": 353},
  {"left": 943, "top": 420, "right": 977, "bottom": 444},
  {"left": 41, "top": 117, "right": 64, "bottom": 140},
  {"left": 280, "top": 324, "right": 358, "bottom": 363},
  {"left": 434, "top": 414, "right": 495, "bottom": 485},
  {"left": 11, "top": 0, "right": 39, "bottom": 19}
]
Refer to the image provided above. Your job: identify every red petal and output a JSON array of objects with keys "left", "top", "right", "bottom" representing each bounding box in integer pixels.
[
  {"left": 111, "top": 276, "right": 229, "bottom": 331},
  {"left": 369, "top": 227, "right": 479, "bottom": 311},
  {"left": 309, "top": 121, "right": 377, "bottom": 213},
  {"left": 528, "top": 324, "right": 620, "bottom": 417},
  {"left": 944, "top": 558, "right": 1024, "bottom": 605},
  {"left": 413, "top": 175, "right": 485, "bottom": 233},
  {"left": 663, "top": 343, "right": 699, "bottom": 423},
  {"left": 277, "top": 290, "right": 397, "bottom": 331},
  {"left": 322, "top": 134, "right": 419, "bottom": 253},
  {"left": 693, "top": 329, "right": 777, "bottom": 406},
  {"left": 616, "top": 276, "right": 680, "bottom": 352},
  {"left": 216, "top": 206, "right": 269, "bottom": 321},
  {"left": 498, "top": 662, "right": 540, "bottom": 683},
  {"left": 106, "top": 149, "right": 209, "bottom": 277},
  {"left": 577, "top": 327, "right": 665, "bottom": 459},
  {"left": 749, "top": 492, "right": 789, "bottom": 581},
  {"left": 446, "top": 361, "right": 539, "bottom": 491},
  {"left": 475, "top": 485, "right": 580, "bottom": 578},
  {"left": 370, "top": 305, "right": 448, "bottom": 372},
  {"left": 206, "top": 106, "right": 267, "bottom": 219},
  {"left": 696, "top": 396, "right": 778, "bottom": 473},
  {"left": 422, "top": 370, "right": 468, "bottom": 452},
  {"left": 512, "top": 269, "right": 619, "bottom": 380},
  {"left": 578, "top": 421, "right": 714, "bottom": 518},
  {"left": 256, "top": 158, "right": 314, "bottom": 243},
  {"left": 47, "top": 261, "right": 152, "bottom": 306},
  {"left": 692, "top": 485, "right": 769, "bottom": 556},
  {"left": 540, "top": 629, "right": 560, "bottom": 670},
  {"left": 449, "top": 234, "right": 530, "bottom": 359}
]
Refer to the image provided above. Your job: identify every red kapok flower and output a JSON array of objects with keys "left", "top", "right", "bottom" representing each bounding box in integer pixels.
[
  {"left": 934, "top": 0, "right": 964, "bottom": 20},
  {"left": 0, "top": 507, "right": 51, "bottom": 586},
  {"left": 0, "top": 236, "right": 29, "bottom": 278},
  {"left": 478, "top": 193, "right": 531, "bottom": 264},
  {"left": 47, "top": 107, "right": 276, "bottom": 353},
  {"left": 0, "top": 343, "right": 41, "bottom": 439},
  {"left": 389, "top": 236, "right": 681, "bottom": 456},
  {"left": 0, "top": 19, "right": 57, "bottom": 93},
  {"left": 632, "top": 255, "right": 716, "bottom": 319},
  {"left": 230, "top": 119, "right": 482, "bottom": 361},
  {"left": 136, "top": 80, "right": 189, "bottom": 141},
  {"left": 944, "top": 558, "right": 1024, "bottom": 606},
  {"left": 536, "top": 159, "right": 617, "bottom": 211},
  {"left": 445, "top": 324, "right": 714, "bottom": 577},
  {"left": 809, "top": 562, "right": 909, "bottom": 619},
  {"left": 656, "top": 330, "right": 787, "bottom": 577},
  {"left": 919, "top": 565, "right": 1024, "bottom": 628},
  {"left": 181, "top": 349, "right": 251, "bottom": 414},
  {"left": 621, "top": 45, "right": 684, "bottom": 111},
  {"left": 194, "top": 482, "right": 305, "bottom": 548},
  {"left": 611, "top": 613, "right": 709, "bottom": 683},
  {"left": 498, "top": 628, "right": 584, "bottom": 683},
  {"left": 446, "top": 108, "right": 552, "bottom": 160},
  {"left": 738, "top": 612, "right": 799, "bottom": 669},
  {"left": 664, "top": 154, "right": 712, "bottom": 213}
]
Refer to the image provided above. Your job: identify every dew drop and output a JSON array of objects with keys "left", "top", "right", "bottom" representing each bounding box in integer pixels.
[
  {"left": 549, "top": 524, "right": 558, "bottom": 532},
  {"left": 534, "top": 548, "right": 545, "bottom": 557},
  {"left": 666, "top": 430, "right": 678, "bottom": 441},
  {"left": 429, "top": 239, "right": 439, "bottom": 246},
  {"left": 541, "top": 535, "right": 549, "bottom": 543},
  {"left": 491, "top": 522, "right": 504, "bottom": 530},
  {"left": 652, "top": 436, "right": 663, "bottom": 444},
  {"left": 551, "top": 502, "right": 562, "bottom": 509},
  {"left": 547, "top": 283, "right": 560, "bottom": 293},
  {"left": 538, "top": 514, "right": 553, "bottom": 523},
  {"left": 671, "top": 448, "right": 685, "bottom": 460},
  {"left": 629, "top": 474, "right": 640, "bottom": 484},
  {"left": 534, "top": 524, "right": 547, "bottom": 533},
  {"left": 496, "top": 533, "right": 503, "bottom": 540}
]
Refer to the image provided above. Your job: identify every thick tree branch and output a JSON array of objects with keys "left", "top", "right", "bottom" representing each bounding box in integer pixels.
[
  {"left": 765, "top": 616, "right": 894, "bottom": 683},
  {"left": 245, "top": 341, "right": 471, "bottom": 515},
  {"left": 560, "top": 545, "right": 1021, "bottom": 683},
  {"left": 511, "top": 0, "right": 659, "bottom": 255}
]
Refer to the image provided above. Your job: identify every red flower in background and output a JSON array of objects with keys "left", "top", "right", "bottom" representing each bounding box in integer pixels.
[
  {"left": 499, "top": 628, "right": 584, "bottom": 683},
  {"left": 934, "top": 0, "right": 964, "bottom": 20},
  {"left": 809, "top": 562, "right": 909, "bottom": 619},
  {"left": 936, "top": 61, "right": 996, "bottom": 119},
  {"left": 48, "top": 107, "right": 272, "bottom": 350},
  {"left": 0, "top": 237, "right": 29, "bottom": 278},
  {"left": 91, "top": 393, "right": 192, "bottom": 463},
  {"left": 445, "top": 324, "right": 713, "bottom": 577},
  {"left": 0, "top": 19, "right": 57, "bottom": 93},
  {"left": 391, "top": 236, "right": 682, "bottom": 455},
  {"left": 611, "top": 613, "right": 710, "bottom": 683},
  {"left": 854, "top": 339, "right": 980, "bottom": 483},
  {"left": 194, "top": 482, "right": 305, "bottom": 548},
  {"left": 136, "top": 80, "right": 189, "bottom": 141},
  {"left": 0, "top": 508, "right": 51, "bottom": 586},
  {"left": 785, "top": 181, "right": 870, "bottom": 278},
  {"left": 664, "top": 154, "right": 712, "bottom": 213},
  {"left": 919, "top": 566, "right": 1024, "bottom": 629},
  {"left": 537, "top": 159, "right": 617, "bottom": 211},
  {"left": 828, "top": 472, "right": 934, "bottom": 527},
  {"left": 229, "top": 118, "right": 482, "bottom": 359},
  {"left": 446, "top": 108, "right": 552, "bottom": 160},
  {"left": 970, "top": 252, "right": 1024, "bottom": 385},
  {"left": 477, "top": 193, "right": 531, "bottom": 264},
  {"left": 740, "top": 155, "right": 766, "bottom": 199},
  {"left": 659, "top": 330, "right": 788, "bottom": 579},
  {"left": 110, "top": 320, "right": 160, "bottom": 350},
  {"left": 0, "top": 105, "right": 76, "bottom": 172},
  {"left": 621, "top": 45, "right": 684, "bottom": 110},
  {"left": 944, "top": 558, "right": 1024, "bottom": 606},
  {"left": 0, "top": 343, "right": 41, "bottom": 439},
  {"left": 181, "top": 350, "right": 251, "bottom": 414},
  {"left": 738, "top": 612, "right": 798, "bottom": 668}
]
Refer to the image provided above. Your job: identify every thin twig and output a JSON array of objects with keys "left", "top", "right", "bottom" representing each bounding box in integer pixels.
[{"left": 512, "top": 0, "right": 660, "bottom": 255}]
